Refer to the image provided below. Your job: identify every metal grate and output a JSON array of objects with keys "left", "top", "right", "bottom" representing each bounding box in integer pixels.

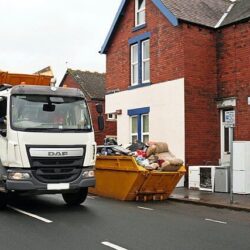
[
  {"left": 26, "top": 145, "right": 85, "bottom": 183},
  {"left": 32, "top": 167, "right": 82, "bottom": 183}
]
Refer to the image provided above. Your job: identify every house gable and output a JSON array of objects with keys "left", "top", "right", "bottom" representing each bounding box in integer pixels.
[
  {"left": 100, "top": 0, "right": 179, "bottom": 54},
  {"left": 101, "top": 0, "right": 250, "bottom": 55}
]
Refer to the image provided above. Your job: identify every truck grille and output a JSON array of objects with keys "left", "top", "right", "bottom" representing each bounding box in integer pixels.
[
  {"left": 27, "top": 145, "right": 85, "bottom": 183},
  {"left": 31, "top": 166, "right": 82, "bottom": 183},
  {"left": 30, "top": 157, "right": 84, "bottom": 183}
]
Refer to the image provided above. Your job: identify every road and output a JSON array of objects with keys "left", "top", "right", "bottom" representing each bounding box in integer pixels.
[{"left": 0, "top": 194, "right": 250, "bottom": 250}]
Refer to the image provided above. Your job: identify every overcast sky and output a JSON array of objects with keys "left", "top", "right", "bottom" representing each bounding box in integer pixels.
[{"left": 0, "top": 0, "right": 121, "bottom": 83}]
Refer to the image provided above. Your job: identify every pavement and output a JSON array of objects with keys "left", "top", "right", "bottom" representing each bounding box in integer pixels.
[{"left": 169, "top": 187, "right": 250, "bottom": 212}]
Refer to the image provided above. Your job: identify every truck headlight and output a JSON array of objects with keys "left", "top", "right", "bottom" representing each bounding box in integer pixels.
[
  {"left": 82, "top": 170, "right": 95, "bottom": 178},
  {"left": 8, "top": 172, "right": 31, "bottom": 180}
]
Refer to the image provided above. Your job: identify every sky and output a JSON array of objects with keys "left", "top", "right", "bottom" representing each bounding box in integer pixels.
[{"left": 0, "top": 0, "right": 121, "bottom": 83}]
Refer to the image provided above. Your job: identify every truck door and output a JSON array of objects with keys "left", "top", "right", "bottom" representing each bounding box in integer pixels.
[{"left": 0, "top": 96, "right": 8, "bottom": 165}]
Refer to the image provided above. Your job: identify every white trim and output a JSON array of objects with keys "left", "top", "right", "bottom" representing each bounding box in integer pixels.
[
  {"left": 141, "top": 113, "right": 149, "bottom": 143},
  {"left": 130, "top": 115, "right": 138, "bottom": 143},
  {"left": 214, "top": 4, "right": 235, "bottom": 28},
  {"left": 131, "top": 43, "right": 139, "bottom": 86},
  {"left": 142, "top": 39, "right": 150, "bottom": 83},
  {"left": 220, "top": 109, "right": 234, "bottom": 166},
  {"left": 135, "top": 0, "right": 146, "bottom": 27}
]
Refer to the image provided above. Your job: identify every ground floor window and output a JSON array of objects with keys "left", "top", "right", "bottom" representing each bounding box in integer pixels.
[
  {"left": 142, "top": 114, "right": 149, "bottom": 143},
  {"left": 128, "top": 107, "right": 150, "bottom": 143}
]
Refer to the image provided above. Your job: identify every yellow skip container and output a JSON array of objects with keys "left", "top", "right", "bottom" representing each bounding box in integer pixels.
[{"left": 89, "top": 155, "right": 186, "bottom": 201}]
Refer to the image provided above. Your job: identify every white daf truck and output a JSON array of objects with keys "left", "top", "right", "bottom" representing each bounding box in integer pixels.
[{"left": 0, "top": 84, "right": 101, "bottom": 208}]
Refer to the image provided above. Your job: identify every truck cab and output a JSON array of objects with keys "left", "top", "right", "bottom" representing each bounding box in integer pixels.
[{"left": 0, "top": 84, "right": 98, "bottom": 208}]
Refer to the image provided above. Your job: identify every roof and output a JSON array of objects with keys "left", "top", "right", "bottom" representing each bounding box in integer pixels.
[
  {"left": 34, "top": 66, "right": 54, "bottom": 77},
  {"left": 100, "top": 0, "right": 250, "bottom": 54},
  {"left": 221, "top": 0, "right": 250, "bottom": 26},
  {"left": 62, "top": 69, "right": 105, "bottom": 100},
  {"left": 160, "top": 0, "right": 231, "bottom": 28}
]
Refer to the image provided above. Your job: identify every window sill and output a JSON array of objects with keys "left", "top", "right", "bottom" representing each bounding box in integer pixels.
[
  {"left": 132, "top": 24, "right": 146, "bottom": 32},
  {"left": 128, "top": 82, "right": 151, "bottom": 90}
]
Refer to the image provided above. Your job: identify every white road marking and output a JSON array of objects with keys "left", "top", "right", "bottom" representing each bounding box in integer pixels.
[
  {"left": 7, "top": 205, "right": 53, "bottom": 223},
  {"left": 87, "top": 195, "right": 96, "bottom": 199},
  {"left": 101, "top": 241, "right": 127, "bottom": 250},
  {"left": 137, "top": 206, "right": 154, "bottom": 211},
  {"left": 205, "top": 218, "right": 227, "bottom": 224}
]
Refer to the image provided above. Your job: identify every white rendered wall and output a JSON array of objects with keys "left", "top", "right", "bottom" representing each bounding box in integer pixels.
[{"left": 106, "top": 78, "right": 185, "bottom": 185}]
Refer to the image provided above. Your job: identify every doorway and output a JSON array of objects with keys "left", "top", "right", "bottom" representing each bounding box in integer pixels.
[{"left": 220, "top": 109, "right": 234, "bottom": 166}]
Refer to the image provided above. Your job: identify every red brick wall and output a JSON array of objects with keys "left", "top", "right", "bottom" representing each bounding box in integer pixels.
[
  {"left": 105, "top": 1, "right": 250, "bottom": 165},
  {"left": 106, "top": 0, "right": 184, "bottom": 92},
  {"left": 217, "top": 23, "right": 250, "bottom": 140},
  {"left": 106, "top": 1, "right": 219, "bottom": 165},
  {"left": 183, "top": 24, "right": 220, "bottom": 165},
  {"left": 61, "top": 74, "right": 117, "bottom": 145}
]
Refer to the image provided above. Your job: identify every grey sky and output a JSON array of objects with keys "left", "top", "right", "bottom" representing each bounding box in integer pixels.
[{"left": 0, "top": 0, "right": 120, "bottom": 83}]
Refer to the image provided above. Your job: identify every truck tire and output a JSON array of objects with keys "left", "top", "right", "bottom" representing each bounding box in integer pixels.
[
  {"left": 62, "top": 188, "right": 88, "bottom": 206},
  {"left": 0, "top": 192, "right": 7, "bottom": 209}
]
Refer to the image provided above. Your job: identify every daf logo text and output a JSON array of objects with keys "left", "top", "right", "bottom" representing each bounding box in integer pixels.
[{"left": 48, "top": 151, "right": 68, "bottom": 157}]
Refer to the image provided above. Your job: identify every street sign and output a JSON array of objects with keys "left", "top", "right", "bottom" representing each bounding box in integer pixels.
[{"left": 225, "top": 110, "right": 235, "bottom": 127}]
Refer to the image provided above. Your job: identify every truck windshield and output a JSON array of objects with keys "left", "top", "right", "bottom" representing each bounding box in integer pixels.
[{"left": 11, "top": 95, "right": 92, "bottom": 132}]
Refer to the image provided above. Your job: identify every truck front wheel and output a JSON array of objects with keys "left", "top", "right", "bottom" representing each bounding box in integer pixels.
[
  {"left": 0, "top": 192, "right": 7, "bottom": 209},
  {"left": 62, "top": 188, "right": 88, "bottom": 206}
]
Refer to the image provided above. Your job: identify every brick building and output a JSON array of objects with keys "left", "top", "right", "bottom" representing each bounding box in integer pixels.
[
  {"left": 100, "top": 0, "right": 250, "bottom": 186},
  {"left": 60, "top": 69, "right": 117, "bottom": 145}
]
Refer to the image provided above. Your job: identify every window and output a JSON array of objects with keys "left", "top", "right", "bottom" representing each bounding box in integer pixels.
[
  {"left": 135, "top": 0, "right": 145, "bottom": 26},
  {"left": 130, "top": 38, "right": 150, "bottom": 86},
  {"left": 142, "top": 40, "right": 150, "bottom": 83},
  {"left": 131, "top": 116, "right": 138, "bottom": 143},
  {"left": 142, "top": 114, "right": 149, "bottom": 143},
  {"left": 11, "top": 95, "right": 92, "bottom": 132},
  {"left": 128, "top": 107, "right": 150, "bottom": 143},
  {"left": 131, "top": 44, "right": 139, "bottom": 85}
]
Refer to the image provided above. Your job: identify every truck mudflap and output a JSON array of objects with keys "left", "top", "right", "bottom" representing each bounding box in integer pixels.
[{"left": 5, "top": 168, "right": 95, "bottom": 193}]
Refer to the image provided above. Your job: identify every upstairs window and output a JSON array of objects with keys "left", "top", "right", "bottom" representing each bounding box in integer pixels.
[
  {"left": 130, "top": 39, "right": 150, "bottom": 86},
  {"left": 142, "top": 39, "right": 150, "bottom": 83},
  {"left": 131, "top": 44, "right": 139, "bottom": 86},
  {"left": 135, "top": 0, "right": 145, "bottom": 26}
]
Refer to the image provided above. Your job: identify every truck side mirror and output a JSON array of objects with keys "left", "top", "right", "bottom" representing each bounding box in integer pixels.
[
  {"left": 96, "top": 103, "right": 103, "bottom": 114},
  {"left": 98, "top": 116, "right": 104, "bottom": 131}
]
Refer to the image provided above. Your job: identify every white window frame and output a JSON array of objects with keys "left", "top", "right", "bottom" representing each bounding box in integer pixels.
[
  {"left": 141, "top": 114, "right": 149, "bottom": 143},
  {"left": 142, "top": 39, "right": 150, "bottom": 83},
  {"left": 130, "top": 115, "right": 138, "bottom": 143},
  {"left": 135, "top": 0, "right": 146, "bottom": 27},
  {"left": 131, "top": 43, "right": 139, "bottom": 86}
]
